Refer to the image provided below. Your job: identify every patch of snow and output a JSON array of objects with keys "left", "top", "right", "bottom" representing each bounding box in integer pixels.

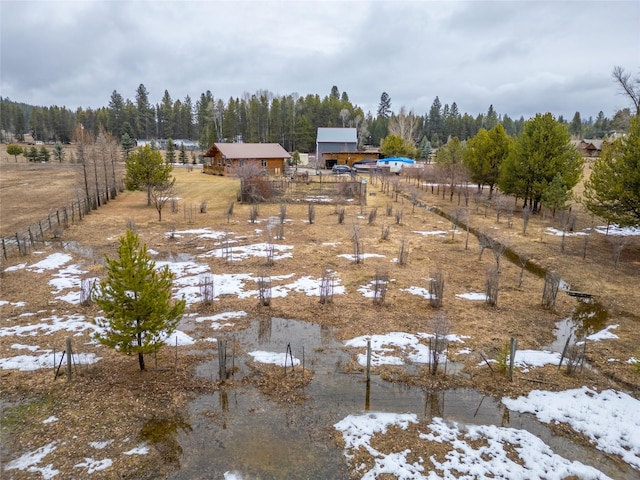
[
  {"left": 0, "top": 350, "right": 102, "bottom": 371},
  {"left": 26, "top": 252, "right": 73, "bottom": 273},
  {"left": 546, "top": 227, "right": 589, "bottom": 237},
  {"left": 74, "top": 457, "right": 113, "bottom": 473},
  {"left": 456, "top": 292, "right": 486, "bottom": 300},
  {"left": 5, "top": 442, "right": 59, "bottom": 479},
  {"left": 594, "top": 225, "right": 640, "bottom": 236},
  {"left": 503, "top": 387, "right": 640, "bottom": 470},
  {"left": 248, "top": 350, "right": 300, "bottom": 367},
  {"left": 401, "top": 286, "right": 432, "bottom": 299},
  {"left": 124, "top": 444, "right": 150, "bottom": 455},
  {"left": 586, "top": 324, "right": 619, "bottom": 341},
  {"left": 88, "top": 440, "right": 113, "bottom": 449},
  {"left": 421, "top": 417, "right": 611, "bottom": 479},
  {"left": 161, "top": 330, "right": 195, "bottom": 346}
]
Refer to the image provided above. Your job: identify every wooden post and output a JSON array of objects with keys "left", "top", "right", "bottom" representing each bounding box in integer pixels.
[
  {"left": 558, "top": 336, "right": 571, "bottom": 371},
  {"left": 66, "top": 337, "right": 73, "bottom": 382},
  {"left": 39, "top": 220, "right": 44, "bottom": 240},
  {"left": 56, "top": 210, "right": 61, "bottom": 226},
  {"left": 1, "top": 238, "right": 6, "bottom": 260},
  {"left": 365, "top": 378, "right": 371, "bottom": 411},
  {"left": 174, "top": 337, "right": 178, "bottom": 372},
  {"left": 508, "top": 337, "right": 517, "bottom": 382},
  {"left": 48, "top": 214, "right": 52, "bottom": 231},
  {"left": 28, "top": 227, "right": 34, "bottom": 246},
  {"left": 15, "top": 233, "right": 21, "bottom": 255},
  {"left": 366, "top": 340, "right": 372, "bottom": 382},
  {"left": 218, "top": 338, "right": 226, "bottom": 382}
]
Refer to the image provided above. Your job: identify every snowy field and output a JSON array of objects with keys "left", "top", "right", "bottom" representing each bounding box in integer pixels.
[{"left": 2, "top": 226, "right": 639, "bottom": 478}]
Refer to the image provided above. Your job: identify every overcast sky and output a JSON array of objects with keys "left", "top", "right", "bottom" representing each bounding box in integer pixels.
[{"left": 1, "top": 0, "right": 639, "bottom": 121}]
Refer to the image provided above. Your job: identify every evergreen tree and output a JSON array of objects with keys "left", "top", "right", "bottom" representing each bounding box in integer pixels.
[
  {"left": 541, "top": 172, "right": 573, "bottom": 216},
  {"left": 108, "top": 90, "right": 125, "bottom": 138},
  {"left": 377, "top": 92, "right": 392, "bottom": 119},
  {"left": 125, "top": 145, "right": 174, "bottom": 206},
  {"left": 463, "top": 124, "right": 510, "bottom": 198},
  {"left": 94, "top": 229, "right": 185, "bottom": 371},
  {"left": 135, "top": 84, "right": 154, "bottom": 139},
  {"left": 120, "top": 132, "right": 136, "bottom": 159},
  {"left": 52, "top": 142, "right": 65, "bottom": 163},
  {"left": 569, "top": 112, "right": 583, "bottom": 138},
  {"left": 583, "top": 115, "right": 640, "bottom": 227},
  {"left": 38, "top": 145, "right": 50, "bottom": 162},
  {"left": 380, "top": 134, "right": 417, "bottom": 158},
  {"left": 178, "top": 143, "right": 188, "bottom": 164},
  {"left": 165, "top": 138, "right": 176, "bottom": 164},
  {"left": 498, "top": 113, "right": 583, "bottom": 211},
  {"left": 7, "top": 144, "right": 23, "bottom": 161}
]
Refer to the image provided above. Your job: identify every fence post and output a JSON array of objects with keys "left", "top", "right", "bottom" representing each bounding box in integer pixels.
[
  {"left": 48, "top": 214, "right": 52, "bottom": 231},
  {"left": 366, "top": 340, "right": 372, "bottom": 382},
  {"left": 56, "top": 210, "right": 61, "bottom": 226},
  {"left": 28, "top": 226, "right": 34, "bottom": 246},
  {"left": 66, "top": 337, "right": 73, "bottom": 382},
  {"left": 508, "top": 337, "right": 517, "bottom": 382},
  {"left": 39, "top": 220, "right": 44, "bottom": 239},
  {"left": 1, "top": 238, "right": 6, "bottom": 260}
]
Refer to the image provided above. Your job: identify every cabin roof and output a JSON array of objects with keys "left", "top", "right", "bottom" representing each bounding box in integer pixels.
[{"left": 203, "top": 143, "right": 290, "bottom": 159}]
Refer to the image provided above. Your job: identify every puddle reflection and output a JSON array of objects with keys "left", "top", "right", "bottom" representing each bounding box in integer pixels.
[{"left": 173, "top": 318, "right": 632, "bottom": 480}]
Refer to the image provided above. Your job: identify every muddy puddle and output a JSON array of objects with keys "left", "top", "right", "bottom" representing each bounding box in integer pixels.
[
  {"left": 171, "top": 317, "right": 633, "bottom": 479},
  {"left": 548, "top": 297, "right": 609, "bottom": 352}
]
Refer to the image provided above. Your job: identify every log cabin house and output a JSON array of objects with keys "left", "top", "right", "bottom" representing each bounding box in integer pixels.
[{"left": 202, "top": 143, "right": 291, "bottom": 176}]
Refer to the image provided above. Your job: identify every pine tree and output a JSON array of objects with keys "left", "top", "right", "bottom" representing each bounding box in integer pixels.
[
  {"left": 94, "top": 229, "right": 185, "bottom": 370},
  {"left": 125, "top": 145, "right": 174, "bottom": 206},
  {"left": 120, "top": 132, "right": 135, "bottom": 159},
  {"left": 584, "top": 115, "right": 640, "bottom": 227},
  {"left": 165, "top": 138, "right": 176, "bottom": 164},
  {"left": 179, "top": 143, "right": 188, "bottom": 164}
]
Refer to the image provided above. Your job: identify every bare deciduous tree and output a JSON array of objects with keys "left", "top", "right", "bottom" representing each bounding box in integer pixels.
[
  {"left": 373, "top": 268, "right": 389, "bottom": 306},
  {"left": 612, "top": 65, "right": 640, "bottom": 115},
  {"left": 486, "top": 268, "right": 499, "bottom": 306},
  {"left": 398, "top": 238, "right": 410, "bottom": 266},
  {"left": 319, "top": 268, "right": 335, "bottom": 304},
  {"left": 542, "top": 271, "right": 561, "bottom": 310},
  {"left": 149, "top": 177, "right": 177, "bottom": 221},
  {"left": 429, "top": 314, "right": 451, "bottom": 375},
  {"left": 608, "top": 235, "right": 628, "bottom": 270},
  {"left": 200, "top": 273, "right": 215, "bottom": 306},
  {"left": 429, "top": 270, "right": 444, "bottom": 308}
]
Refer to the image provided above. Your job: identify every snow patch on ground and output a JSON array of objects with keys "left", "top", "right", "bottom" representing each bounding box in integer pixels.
[{"left": 502, "top": 387, "right": 640, "bottom": 470}]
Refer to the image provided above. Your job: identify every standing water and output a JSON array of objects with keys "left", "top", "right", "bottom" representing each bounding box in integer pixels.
[{"left": 170, "top": 318, "right": 633, "bottom": 479}]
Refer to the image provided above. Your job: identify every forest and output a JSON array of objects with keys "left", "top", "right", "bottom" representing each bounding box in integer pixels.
[{"left": 0, "top": 84, "right": 633, "bottom": 153}]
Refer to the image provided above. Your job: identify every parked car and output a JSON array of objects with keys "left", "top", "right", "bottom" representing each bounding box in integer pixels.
[{"left": 332, "top": 164, "right": 352, "bottom": 174}]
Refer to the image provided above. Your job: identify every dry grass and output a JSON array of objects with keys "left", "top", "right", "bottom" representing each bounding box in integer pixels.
[{"left": 1, "top": 158, "right": 639, "bottom": 478}]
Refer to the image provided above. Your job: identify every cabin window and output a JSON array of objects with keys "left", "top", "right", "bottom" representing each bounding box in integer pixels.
[{"left": 261, "top": 159, "right": 268, "bottom": 167}]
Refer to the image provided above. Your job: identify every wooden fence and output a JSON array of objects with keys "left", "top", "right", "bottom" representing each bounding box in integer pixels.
[
  {"left": 238, "top": 176, "right": 367, "bottom": 204},
  {"left": 1, "top": 180, "right": 124, "bottom": 262}
]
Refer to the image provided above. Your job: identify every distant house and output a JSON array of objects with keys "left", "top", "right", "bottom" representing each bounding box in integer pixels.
[
  {"left": 316, "top": 128, "right": 357, "bottom": 169},
  {"left": 573, "top": 139, "right": 604, "bottom": 158},
  {"left": 202, "top": 143, "right": 290, "bottom": 176}
]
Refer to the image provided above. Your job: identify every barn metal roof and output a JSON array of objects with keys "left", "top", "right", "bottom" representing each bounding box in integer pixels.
[{"left": 316, "top": 127, "right": 357, "bottom": 143}]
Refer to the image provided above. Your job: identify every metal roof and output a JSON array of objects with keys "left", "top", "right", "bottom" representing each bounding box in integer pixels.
[
  {"left": 316, "top": 128, "right": 357, "bottom": 143},
  {"left": 204, "top": 143, "right": 290, "bottom": 159}
]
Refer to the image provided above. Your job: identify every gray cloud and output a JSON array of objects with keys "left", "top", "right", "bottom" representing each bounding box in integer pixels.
[{"left": 2, "top": 0, "right": 638, "bottom": 120}]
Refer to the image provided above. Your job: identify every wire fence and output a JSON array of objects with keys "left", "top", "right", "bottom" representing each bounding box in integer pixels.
[{"left": 1, "top": 181, "right": 124, "bottom": 263}]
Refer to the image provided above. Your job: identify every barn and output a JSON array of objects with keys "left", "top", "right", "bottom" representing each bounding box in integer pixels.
[
  {"left": 202, "top": 143, "right": 291, "bottom": 176},
  {"left": 316, "top": 127, "right": 357, "bottom": 169}
]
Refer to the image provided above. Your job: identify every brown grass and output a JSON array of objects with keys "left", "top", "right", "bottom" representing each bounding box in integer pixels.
[{"left": 1, "top": 158, "right": 638, "bottom": 478}]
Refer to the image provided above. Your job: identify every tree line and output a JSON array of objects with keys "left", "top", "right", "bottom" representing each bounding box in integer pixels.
[{"left": 0, "top": 78, "right": 634, "bottom": 153}]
